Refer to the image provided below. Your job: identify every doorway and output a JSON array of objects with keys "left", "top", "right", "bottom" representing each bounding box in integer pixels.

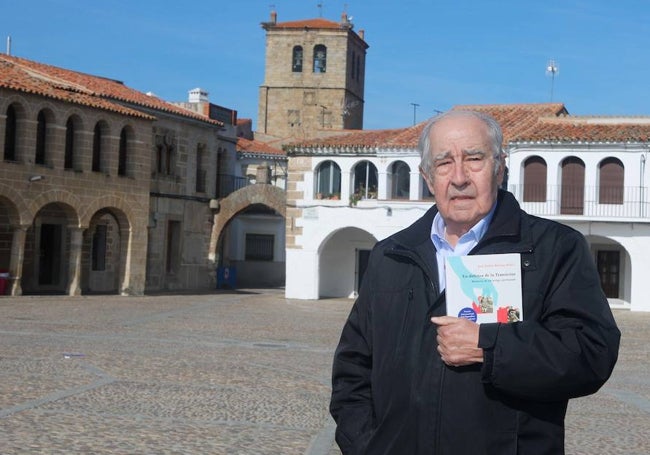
[{"left": 597, "top": 250, "right": 620, "bottom": 298}]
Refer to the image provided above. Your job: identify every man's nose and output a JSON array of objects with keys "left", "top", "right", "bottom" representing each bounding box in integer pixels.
[{"left": 450, "top": 160, "right": 470, "bottom": 184}]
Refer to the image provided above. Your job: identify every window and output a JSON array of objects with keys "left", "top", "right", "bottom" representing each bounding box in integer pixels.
[
  {"left": 313, "top": 44, "right": 327, "bottom": 73},
  {"left": 245, "top": 234, "right": 274, "bottom": 261},
  {"left": 64, "top": 118, "right": 75, "bottom": 170},
  {"left": 523, "top": 156, "right": 547, "bottom": 202},
  {"left": 4, "top": 105, "right": 17, "bottom": 161},
  {"left": 196, "top": 144, "right": 207, "bottom": 192},
  {"left": 92, "top": 225, "right": 107, "bottom": 271},
  {"left": 315, "top": 160, "right": 341, "bottom": 199},
  {"left": 118, "top": 128, "right": 128, "bottom": 176},
  {"left": 560, "top": 157, "right": 585, "bottom": 215},
  {"left": 35, "top": 111, "right": 47, "bottom": 165},
  {"left": 599, "top": 158, "right": 624, "bottom": 204},
  {"left": 352, "top": 161, "right": 378, "bottom": 199},
  {"left": 92, "top": 123, "right": 102, "bottom": 172},
  {"left": 390, "top": 161, "right": 410, "bottom": 199},
  {"left": 292, "top": 46, "right": 303, "bottom": 72},
  {"left": 156, "top": 132, "right": 175, "bottom": 176}
]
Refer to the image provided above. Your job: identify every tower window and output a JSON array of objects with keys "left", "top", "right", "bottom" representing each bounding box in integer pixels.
[
  {"left": 292, "top": 46, "right": 303, "bottom": 72},
  {"left": 313, "top": 44, "right": 327, "bottom": 73}
]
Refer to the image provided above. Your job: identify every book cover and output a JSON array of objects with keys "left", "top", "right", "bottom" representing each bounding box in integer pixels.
[{"left": 445, "top": 253, "right": 523, "bottom": 324}]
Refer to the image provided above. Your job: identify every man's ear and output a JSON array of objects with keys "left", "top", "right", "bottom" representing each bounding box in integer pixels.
[
  {"left": 419, "top": 166, "right": 435, "bottom": 197},
  {"left": 495, "top": 153, "right": 506, "bottom": 186}
]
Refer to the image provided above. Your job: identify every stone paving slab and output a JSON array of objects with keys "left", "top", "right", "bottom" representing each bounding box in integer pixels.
[{"left": 0, "top": 291, "right": 648, "bottom": 454}]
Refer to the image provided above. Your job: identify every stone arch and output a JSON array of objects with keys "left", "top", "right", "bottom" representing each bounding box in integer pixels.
[
  {"left": 209, "top": 184, "right": 285, "bottom": 262},
  {"left": 0, "top": 182, "right": 33, "bottom": 225},
  {"left": 83, "top": 207, "right": 131, "bottom": 294},
  {"left": 317, "top": 227, "right": 377, "bottom": 298},
  {"left": 28, "top": 190, "right": 81, "bottom": 227}
]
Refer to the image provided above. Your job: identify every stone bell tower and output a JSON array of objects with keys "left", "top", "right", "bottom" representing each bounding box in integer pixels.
[{"left": 258, "top": 9, "right": 368, "bottom": 139}]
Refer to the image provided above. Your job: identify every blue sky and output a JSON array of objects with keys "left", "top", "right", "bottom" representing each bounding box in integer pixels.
[{"left": 2, "top": 1, "right": 650, "bottom": 130}]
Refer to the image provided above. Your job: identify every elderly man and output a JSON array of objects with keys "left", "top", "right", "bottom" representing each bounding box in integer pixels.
[{"left": 330, "top": 110, "right": 620, "bottom": 454}]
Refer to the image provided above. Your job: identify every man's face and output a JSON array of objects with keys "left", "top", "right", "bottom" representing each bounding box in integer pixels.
[{"left": 420, "top": 115, "right": 504, "bottom": 236}]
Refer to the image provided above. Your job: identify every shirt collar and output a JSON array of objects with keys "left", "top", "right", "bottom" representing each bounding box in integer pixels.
[{"left": 430, "top": 199, "right": 498, "bottom": 250}]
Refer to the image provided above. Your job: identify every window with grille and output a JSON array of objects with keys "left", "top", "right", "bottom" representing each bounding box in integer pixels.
[{"left": 245, "top": 234, "right": 274, "bottom": 261}]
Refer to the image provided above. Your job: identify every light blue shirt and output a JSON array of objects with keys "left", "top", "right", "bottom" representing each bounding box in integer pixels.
[{"left": 430, "top": 202, "right": 497, "bottom": 291}]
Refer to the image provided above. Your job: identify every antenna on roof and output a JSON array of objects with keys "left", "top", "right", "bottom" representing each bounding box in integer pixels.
[
  {"left": 546, "top": 59, "right": 559, "bottom": 102},
  {"left": 317, "top": 2, "right": 323, "bottom": 17},
  {"left": 410, "top": 103, "right": 420, "bottom": 126},
  {"left": 6, "top": 36, "right": 11, "bottom": 55}
]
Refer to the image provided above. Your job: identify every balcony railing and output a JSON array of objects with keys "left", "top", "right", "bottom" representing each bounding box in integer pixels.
[
  {"left": 216, "top": 174, "right": 249, "bottom": 198},
  {"left": 508, "top": 184, "right": 649, "bottom": 219}
]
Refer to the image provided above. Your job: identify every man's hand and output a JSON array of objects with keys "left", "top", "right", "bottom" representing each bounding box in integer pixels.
[{"left": 431, "top": 316, "right": 483, "bottom": 367}]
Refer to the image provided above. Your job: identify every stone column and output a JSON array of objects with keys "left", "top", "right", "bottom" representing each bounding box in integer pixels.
[
  {"left": 66, "top": 227, "right": 84, "bottom": 296},
  {"left": 8, "top": 225, "right": 28, "bottom": 296}
]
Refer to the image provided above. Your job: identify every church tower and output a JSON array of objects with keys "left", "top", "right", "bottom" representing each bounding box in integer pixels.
[{"left": 258, "top": 10, "right": 368, "bottom": 138}]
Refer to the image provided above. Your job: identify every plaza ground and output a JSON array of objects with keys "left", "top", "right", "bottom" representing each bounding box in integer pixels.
[{"left": 0, "top": 290, "right": 648, "bottom": 454}]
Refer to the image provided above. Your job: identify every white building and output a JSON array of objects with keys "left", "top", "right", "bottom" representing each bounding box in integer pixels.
[{"left": 284, "top": 103, "right": 650, "bottom": 312}]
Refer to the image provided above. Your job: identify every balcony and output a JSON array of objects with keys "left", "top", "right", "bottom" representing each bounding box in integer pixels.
[
  {"left": 508, "top": 184, "right": 649, "bottom": 219},
  {"left": 216, "top": 174, "right": 249, "bottom": 198}
]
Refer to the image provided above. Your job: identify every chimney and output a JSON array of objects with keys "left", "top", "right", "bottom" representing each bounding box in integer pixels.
[
  {"left": 341, "top": 12, "right": 348, "bottom": 23},
  {"left": 270, "top": 10, "right": 277, "bottom": 24},
  {"left": 189, "top": 88, "right": 209, "bottom": 103},
  {"left": 359, "top": 29, "right": 365, "bottom": 40}
]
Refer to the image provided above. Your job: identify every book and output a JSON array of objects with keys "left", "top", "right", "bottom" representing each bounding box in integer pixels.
[{"left": 445, "top": 253, "right": 523, "bottom": 324}]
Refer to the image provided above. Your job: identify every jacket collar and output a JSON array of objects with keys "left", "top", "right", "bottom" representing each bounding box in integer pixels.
[{"left": 391, "top": 189, "right": 524, "bottom": 252}]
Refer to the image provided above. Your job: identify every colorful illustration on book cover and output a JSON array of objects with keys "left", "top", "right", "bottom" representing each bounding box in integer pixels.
[{"left": 446, "top": 255, "right": 523, "bottom": 324}]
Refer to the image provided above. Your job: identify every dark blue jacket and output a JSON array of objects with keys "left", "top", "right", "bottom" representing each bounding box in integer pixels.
[{"left": 330, "top": 190, "right": 620, "bottom": 454}]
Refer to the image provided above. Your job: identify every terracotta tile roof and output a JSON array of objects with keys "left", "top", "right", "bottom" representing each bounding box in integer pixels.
[
  {"left": 286, "top": 103, "right": 650, "bottom": 152},
  {"left": 511, "top": 116, "right": 650, "bottom": 142},
  {"left": 451, "top": 103, "right": 568, "bottom": 143},
  {"left": 0, "top": 54, "right": 223, "bottom": 126},
  {"left": 237, "top": 137, "right": 286, "bottom": 158}
]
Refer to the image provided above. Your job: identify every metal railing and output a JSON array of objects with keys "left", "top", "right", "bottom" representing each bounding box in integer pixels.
[
  {"left": 508, "top": 184, "right": 649, "bottom": 219},
  {"left": 216, "top": 174, "right": 249, "bottom": 198}
]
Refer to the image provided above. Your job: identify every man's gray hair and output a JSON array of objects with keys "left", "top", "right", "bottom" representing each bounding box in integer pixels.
[{"left": 418, "top": 110, "right": 504, "bottom": 176}]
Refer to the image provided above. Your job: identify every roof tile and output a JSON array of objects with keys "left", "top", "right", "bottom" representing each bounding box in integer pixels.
[{"left": 0, "top": 54, "right": 223, "bottom": 125}]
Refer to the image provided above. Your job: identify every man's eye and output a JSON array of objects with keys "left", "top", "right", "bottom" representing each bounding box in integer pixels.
[{"left": 436, "top": 160, "right": 452, "bottom": 167}]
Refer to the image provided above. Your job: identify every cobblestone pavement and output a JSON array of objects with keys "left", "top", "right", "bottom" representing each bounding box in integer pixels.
[{"left": 0, "top": 291, "right": 647, "bottom": 454}]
